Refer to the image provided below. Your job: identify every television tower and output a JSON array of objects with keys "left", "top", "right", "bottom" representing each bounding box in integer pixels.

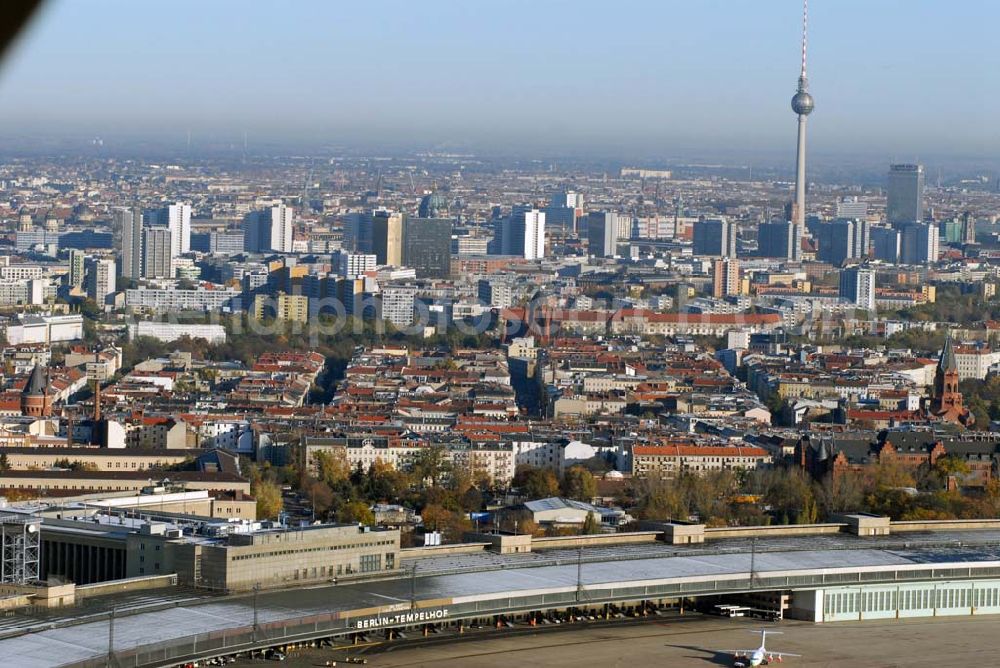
[{"left": 789, "top": 0, "right": 814, "bottom": 262}]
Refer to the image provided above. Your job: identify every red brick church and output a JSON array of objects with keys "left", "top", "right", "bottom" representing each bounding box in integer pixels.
[{"left": 931, "top": 337, "right": 973, "bottom": 427}]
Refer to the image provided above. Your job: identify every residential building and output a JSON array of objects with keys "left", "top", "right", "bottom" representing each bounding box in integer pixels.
[
  {"left": 839, "top": 266, "right": 875, "bottom": 310},
  {"left": 253, "top": 293, "right": 309, "bottom": 323},
  {"left": 381, "top": 285, "right": 416, "bottom": 328},
  {"left": 68, "top": 249, "right": 86, "bottom": 288},
  {"left": 116, "top": 207, "right": 143, "bottom": 279},
  {"left": 85, "top": 258, "right": 116, "bottom": 305},
  {"left": 337, "top": 252, "right": 377, "bottom": 277},
  {"left": 149, "top": 203, "right": 191, "bottom": 257},
  {"left": 712, "top": 258, "right": 741, "bottom": 298},
  {"left": 243, "top": 204, "right": 293, "bottom": 253},
  {"left": 141, "top": 227, "right": 173, "bottom": 278}
]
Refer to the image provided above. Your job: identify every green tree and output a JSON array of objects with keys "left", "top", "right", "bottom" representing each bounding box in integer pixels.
[
  {"left": 635, "top": 477, "right": 688, "bottom": 521},
  {"left": 412, "top": 445, "right": 450, "bottom": 488},
  {"left": 763, "top": 467, "right": 815, "bottom": 524},
  {"left": 339, "top": 500, "right": 375, "bottom": 526},
  {"left": 560, "top": 466, "right": 597, "bottom": 501},
  {"left": 312, "top": 449, "right": 350, "bottom": 487},
  {"left": 581, "top": 511, "right": 602, "bottom": 535},
  {"left": 513, "top": 465, "right": 560, "bottom": 499},
  {"left": 253, "top": 480, "right": 283, "bottom": 520}
]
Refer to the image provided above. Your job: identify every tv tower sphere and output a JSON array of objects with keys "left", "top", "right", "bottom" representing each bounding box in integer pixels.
[{"left": 791, "top": 89, "right": 814, "bottom": 116}]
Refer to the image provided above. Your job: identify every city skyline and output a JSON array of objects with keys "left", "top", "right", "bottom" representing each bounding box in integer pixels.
[{"left": 0, "top": 1, "right": 997, "bottom": 162}]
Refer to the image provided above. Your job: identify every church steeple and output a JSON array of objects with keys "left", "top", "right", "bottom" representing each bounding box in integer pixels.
[{"left": 932, "top": 336, "right": 970, "bottom": 426}]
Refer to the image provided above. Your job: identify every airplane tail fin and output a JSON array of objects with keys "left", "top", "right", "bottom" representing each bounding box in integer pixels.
[{"left": 751, "top": 629, "right": 782, "bottom": 645}]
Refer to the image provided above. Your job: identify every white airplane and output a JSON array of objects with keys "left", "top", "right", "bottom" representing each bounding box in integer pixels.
[{"left": 719, "top": 630, "right": 800, "bottom": 667}]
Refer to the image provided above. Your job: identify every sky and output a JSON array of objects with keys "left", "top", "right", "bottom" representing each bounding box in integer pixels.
[{"left": 0, "top": 0, "right": 997, "bottom": 161}]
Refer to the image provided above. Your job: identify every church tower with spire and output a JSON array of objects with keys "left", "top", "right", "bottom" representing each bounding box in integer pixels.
[{"left": 932, "top": 337, "right": 972, "bottom": 426}]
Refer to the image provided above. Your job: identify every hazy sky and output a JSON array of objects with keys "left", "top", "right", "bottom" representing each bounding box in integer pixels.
[{"left": 0, "top": 0, "right": 997, "bottom": 159}]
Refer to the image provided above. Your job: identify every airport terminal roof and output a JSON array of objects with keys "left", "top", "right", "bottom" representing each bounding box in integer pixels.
[{"left": 7, "top": 529, "right": 1000, "bottom": 667}]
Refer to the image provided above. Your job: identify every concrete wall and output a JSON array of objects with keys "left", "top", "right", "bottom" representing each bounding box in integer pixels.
[
  {"left": 705, "top": 524, "right": 846, "bottom": 540},
  {"left": 76, "top": 574, "right": 177, "bottom": 600},
  {"left": 892, "top": 519, "right": 1000, "bottom": 532},
  {"left": 532, "top": 532, "right": 661, "bottom": 550},
  {"left": 401, "top": 543, "right": 490, "bottom": 560}
]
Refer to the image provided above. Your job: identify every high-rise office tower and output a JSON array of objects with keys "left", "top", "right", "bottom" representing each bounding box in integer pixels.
[
  {"left": 518, "top": 209, "right": 546, "bottom": 260},
  {"left": 166, "top": 203, "right": 191, "bottom": 257},
  {"left": 961, "top": 211, "right": 977, "bottom": 245},
  {"left": 712, "top": 258, "right": 741, "bottom": 298},
  {"left": 887, "top": 164, "right": 925, "bottom": 228},
  {"left": 587, "top": 212, "right": 625, "bottom": 258},
  {"left": 870, "top": 226, "right": 901, "bottom": 263},
  {"left": 839, "top": 266, "right": 875, "bottom": 310},
  {"left": 141, "top": 227, "right": 173, "bottom": 278},
  {"left": 115, "top": 207, "right": 143, "bottom": 279},
  {"left": 268, "top": 203, "right": 293, "bottom": 253},
  {"left": 758, "top": 221, "right": 796, "bottom": 259},
  {"left": 853, "top": 218, "right": 872, "bottom": 259},
  {"left": 242, "top": 204, "right": 293, "bottom": 253},
  {"left": 692, "top": 218, "right": 736, "bottom": 257},
  {"left": 789, "top": 0, "right": 814, "bottom": 263},
  {"left": 495, "top": 209, "right": 546, "bottom": 260},
  {"left": 817, "top": 220, "right": 855, "bottom": 266},
  {"left": 342, "top": 212, "right": 372, "bottom": 253},
  {"left": 900, "top": 223, "right": 939, "bottom": 265},
  {"left": 372, "top": 211, "right": 404, "bottom": 266},
  {"left": 403, "top": 217, "right": 452, "bottom": 278},
  {"left": 548, "top": 191, "right": 584, "bottom": 234},
  {"left": 86, "top": 258, "right": 116, "bottom": 305},
  {"left": 542, "top": 205, "right": 576, "bottom": 235},
  {"left": 68, "top": 249, "right": 86, "bottom": 288}
]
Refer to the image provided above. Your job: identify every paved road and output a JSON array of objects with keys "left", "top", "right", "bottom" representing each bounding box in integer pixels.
[{"left": 258, "top": 614, "right": 1000, "bottom": 668}]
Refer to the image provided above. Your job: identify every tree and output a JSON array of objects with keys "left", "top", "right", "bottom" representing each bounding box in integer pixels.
[
  {"left": 253, "top": 480, "right": 283, "bottom": 520},
  {"left": 420, "top": 503, "right": 452, "bottom": 532},
  {"left": 763, "top": 467, "right": 815, "bottom": 524},
  {"left": 513, "top": 465, "right": 559, "bottom": 499},
  {"left": 303, "top": 479, "right": 335, "bottom": 518},
  {"left": 0, "top": 453, "right": 9, "bottom": 472},
  {"left": 412, "top": 445, "right": 450, "bottom": 488},
  {"left": 339, "top": 500, "right": 375, "bottom": 526},
  {"left": 459, "top": 486, "right": 483, "bottom": 513},
  {"left": 561, "top": 466, "right": 597, "bottom": 501},
  {"left": 635, "top": 477, "right": 687, "bottom": 521},
  {"left": 313, "top": 449, "right": 350, "bottom": 488},
  {"left": 581, "top": 511, "right": 602, "bottom": 535},
  {"left": 421, "top": 504, "right": 472, "bottom": 542},
  {"left": 813, "top": 470, "right": 865, "bottom": 516}
]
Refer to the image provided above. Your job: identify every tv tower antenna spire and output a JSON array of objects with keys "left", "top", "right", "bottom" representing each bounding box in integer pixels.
[
  {"left": 789, "top": 0, "right": 814, "bottom": 263},
  {"left": 800, "top": 0, "right": 808, "bottom": 82}
]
